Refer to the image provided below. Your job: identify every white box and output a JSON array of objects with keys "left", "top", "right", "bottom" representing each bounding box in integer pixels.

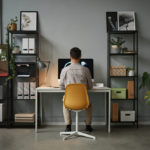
[
  {"left": 120, "top": 111, "right": 135, "bottom": 122},
  {"left": 22, "top": 38, "right": 29, "bottom": 54},
  {"left": 28, "top": 38, "right": 35, "bottom": 54},
  {"left": 17, "top": 82, "right": 23, "bottom": 99},
  {"left": 30, "top": 82, "right": 36, "bottom": 99},
  {"left": 24, "top": 82, "right": 29, "bottom": 99},
  {"left": 0, "top": 103, "right": 5, "bottom": 122}
]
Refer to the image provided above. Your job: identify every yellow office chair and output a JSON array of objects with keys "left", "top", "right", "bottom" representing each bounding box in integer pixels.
[{"left": 60, "top": 84, "right": 96, "bottom": 140}]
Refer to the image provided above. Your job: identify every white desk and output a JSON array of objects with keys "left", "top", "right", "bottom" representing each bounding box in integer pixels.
[{"left": 35, "top": 87, "right": 111, "bottom": 133}]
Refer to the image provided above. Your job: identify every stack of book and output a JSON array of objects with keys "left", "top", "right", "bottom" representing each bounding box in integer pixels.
[{"left": 15, "top": 113, "right": 35, "bottom": 123}]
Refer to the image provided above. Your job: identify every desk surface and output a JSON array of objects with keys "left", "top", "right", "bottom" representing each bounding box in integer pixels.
[{"left": 36, "top": 86, "right": 110, "bottom": 93}]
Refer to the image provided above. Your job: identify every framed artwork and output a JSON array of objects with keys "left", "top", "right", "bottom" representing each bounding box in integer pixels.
[
  {"left": 106, "top": 12, "right": 118, "bottom": 32},
  {"left": 106, "top": 11, "right": 136, "bottom": 32},
  {"left": 118, "top": 11, "right": 136, "bottom": 31},
  {"left": 20, "top": 11, "right": 38, "bottom": 31}
]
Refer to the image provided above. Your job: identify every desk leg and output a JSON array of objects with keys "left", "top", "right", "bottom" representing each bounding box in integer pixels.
[
  {"left": 40, "top": 93, "right": 43, "bottom": 124},
  {"left": 108, "top": 91, "right": 111, "bottom": 133},
  {"left": 35, "top": 90, "right": 38, "bottom": 133},
  {"left": 104, "top": 93, "right": 107, "bottom": 125}
]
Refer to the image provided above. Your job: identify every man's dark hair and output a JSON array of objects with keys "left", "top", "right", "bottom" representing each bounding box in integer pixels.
[{"left": 70, "top": 47, "right": 81, "bottom": 59}]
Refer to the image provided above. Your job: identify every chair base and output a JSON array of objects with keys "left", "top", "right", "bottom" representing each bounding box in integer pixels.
[{"left": 60, "top": 131, "right": 96, "bottom": 140}]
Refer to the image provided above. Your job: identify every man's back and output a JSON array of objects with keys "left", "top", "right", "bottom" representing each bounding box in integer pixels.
[{"left": 59, "top": 63, "right": 93, "bottom": 89}]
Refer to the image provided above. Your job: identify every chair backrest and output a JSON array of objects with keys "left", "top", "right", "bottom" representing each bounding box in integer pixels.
[{"left": 64, "top": 84, "right": 90, "bottom": 110}]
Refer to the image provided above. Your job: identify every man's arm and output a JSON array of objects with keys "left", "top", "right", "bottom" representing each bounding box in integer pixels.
[
  {"left": 59, "top": 69, "right": 66, "bottom": 89},
  {"left": 85, "top": 68, "right": 93, "bottom": 89}
]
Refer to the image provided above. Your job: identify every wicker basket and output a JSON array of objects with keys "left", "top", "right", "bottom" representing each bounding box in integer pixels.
[{"left": 110, "top": 65, "right": 126, "bottom": 76}]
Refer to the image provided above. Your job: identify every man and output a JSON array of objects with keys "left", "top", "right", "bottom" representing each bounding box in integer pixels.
[{"left": 59, "top": 47, "right": 93, "bottom": 132}]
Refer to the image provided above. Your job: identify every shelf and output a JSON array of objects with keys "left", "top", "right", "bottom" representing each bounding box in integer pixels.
[
  {"left": 108, "top": 30, "right": 137, "bottom": 34},
  {"left": 110, "top": 76, "right": 138, "bottom": 78},
  {"left": 15, "top": 99, "right": 35, "bottom": 101},
  {"left": 9, "top": 30, "right": 38, "bottom": 34},
  {"left": 110, "top": 53, "right": 137, "bottom": 56},
  {"left": 111, "top": 121, "right": 137, "bottom": 123},
  {"left": 13, "top": 54, "right": 37, "bottom": 56},
  {"left": 111, "top": 99, "right": 136, "bottom": 101}
]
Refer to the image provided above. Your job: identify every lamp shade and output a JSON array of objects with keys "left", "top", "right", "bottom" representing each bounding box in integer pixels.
[{"left": 37, "top": 61, "right": 47, "bottom": 70}]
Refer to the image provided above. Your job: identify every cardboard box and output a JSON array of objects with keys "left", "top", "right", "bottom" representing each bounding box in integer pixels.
[
  {"left": 112, "top": 103, "right": 119, "bottom": 122},
  {"left": 127, "top": 81, "right": 134, "bottom": 99}
]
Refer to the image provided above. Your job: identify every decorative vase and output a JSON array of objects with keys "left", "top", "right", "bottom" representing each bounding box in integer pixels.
[
  {"left": 8, "top": 23, "right": 17, "bottom": 31},
  {"left": 128, "top": 70, "right": 134, "bottom": 76},
  {"left": 111, "top": 45, "right": 121, "bottom": 54}
]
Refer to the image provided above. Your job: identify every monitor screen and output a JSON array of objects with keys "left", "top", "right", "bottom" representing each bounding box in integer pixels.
[{"left": 58, "top": 58, "right": 94, "bottom": 79}]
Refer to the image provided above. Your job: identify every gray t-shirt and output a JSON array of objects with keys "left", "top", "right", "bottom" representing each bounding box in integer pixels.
[{"left": 59, "top": 62, "right": 93, "bottom": 89}]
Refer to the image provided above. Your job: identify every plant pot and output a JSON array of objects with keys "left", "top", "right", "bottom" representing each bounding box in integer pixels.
[
  {"left": 111, "top": 45, "right": 121, "bottom": 54},
  {"left": 128, "top": 70, "right": 134, "bottom": 76},
  {"left": 8, "top": 23, "right": 17, "bottom": 31}
]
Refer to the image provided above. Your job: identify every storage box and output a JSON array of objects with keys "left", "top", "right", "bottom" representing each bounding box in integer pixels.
[
  {"left": 0, "top": 103, "right": 5, "bottom": 122},
  {"left": 111, "top": 88, "right": 126, "bottom": 99},
  {"left": 30, "top": 82, "right": 36, "bottom": 99},
  {"left": 112, "top": 103, "right": 119, "bottom": 122},
  {"left": 110, "top": 66, "right": 126, "bottom": 76},
  {"left": 127, "top": 81, "right": 135, "bottom": 99},
  {"left": 15, "top": 113, "right": 35, "bottom": 123},
  {"left": 120, "top": 110, "right": 135, "bottom": 122},
  {"left": 17, "top": 82, "right": 24, "bottom": 99},
  {"left": 24, "top": 82, "right": 29, "bottom": 99}
]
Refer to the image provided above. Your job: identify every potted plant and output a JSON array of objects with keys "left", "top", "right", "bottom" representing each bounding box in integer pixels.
[
  {"left": 8, "top": 16, "right": 18, "bottom": 31},
  {"left": 127, "top": 67, "right": 135, "bottom": 76},
  {"left": 4, "top": 25, "right": 16, "bottom": 85},
  {"left": 140, "top": 72, "right": 150, "bottom": 105},
  {"left": 110, "top": 37, "right": 125, "bottom": 54}
]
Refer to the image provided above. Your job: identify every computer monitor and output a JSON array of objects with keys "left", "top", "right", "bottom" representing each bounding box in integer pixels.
[{"left": 58, "top": 58, "right": 94, "bottom": 79}]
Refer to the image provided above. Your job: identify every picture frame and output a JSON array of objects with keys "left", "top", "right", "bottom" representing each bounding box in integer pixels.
[
  {"left": 118, "top": 11, "right": 136, "bottom": 31},
  {"left": 20, "top": 11, "right": 38, "bottom": 31},
  {"left": 106, "top": 12, "right": 118, "bottom": 32}
]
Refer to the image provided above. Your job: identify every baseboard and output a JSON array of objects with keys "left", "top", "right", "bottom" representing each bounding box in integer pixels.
[
  {"left": 42, "top": 121, "right": 150, "bottom": 126},
  {"left": 43, "top": 122, "right": 106, "bottom": 126}
]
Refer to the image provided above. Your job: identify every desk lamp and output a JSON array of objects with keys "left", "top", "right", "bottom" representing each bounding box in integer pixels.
[{"left": 37, "top": 58, "right": 50, "bottom": 86}]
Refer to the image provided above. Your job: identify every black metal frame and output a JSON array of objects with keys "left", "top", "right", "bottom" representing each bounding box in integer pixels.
[
  {"left": 20, "top": 11, "right": 38, "bottom": 32},
  {"left": 107, "top": 30, "right": 138, "bottom": 127},
  {"left": 8, "top": 30, "right": 39, "bottom": 127}
]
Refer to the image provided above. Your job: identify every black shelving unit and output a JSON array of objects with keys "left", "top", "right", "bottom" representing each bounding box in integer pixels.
[
  {"left": 8, "top": 30, "right": 39, "bottom": 127},
  {"left": 107, "top": 30, "right": 138, "bottom": 126},
  {"left": 0, "top": 77, "right": 9, "bottom": 127}
]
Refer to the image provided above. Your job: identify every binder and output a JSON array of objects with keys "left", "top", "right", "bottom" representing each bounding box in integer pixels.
[
  {"left": 30, "top": 82, "right": 36, "bottom": 99},
  {"left": 127, "top": 81, "right": 134, "bottom": 99},
  {"left": 22, "top": 38, "right": 29, "bottom": 54},
  {"left": 17, "top": 82, "right": 23, "bottom": 99},
  {"left": 24, "top": 82, "right": 29, "bottom": 99},
  {"left": 112, "top": 103, "right": 119, "bottom": 122},
  {"left": 28, "top": 38, "right": 35, "bottom": 54}
]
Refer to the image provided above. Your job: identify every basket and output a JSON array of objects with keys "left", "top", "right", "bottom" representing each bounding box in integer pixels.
[{"left": 110, "top": 65, "right": 126, "bottom": 76}]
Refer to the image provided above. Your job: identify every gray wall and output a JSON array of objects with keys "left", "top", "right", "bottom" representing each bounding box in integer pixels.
[{"left": 2, "top": 0, "right": 150, "bottom": 124}]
